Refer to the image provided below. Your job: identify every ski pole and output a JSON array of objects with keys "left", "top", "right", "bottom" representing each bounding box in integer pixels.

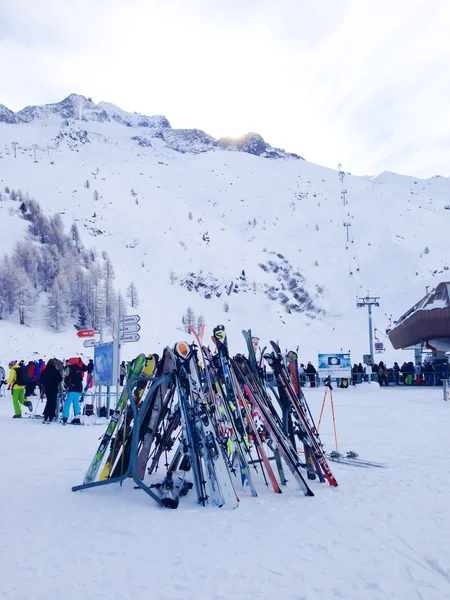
[
  {"left": 329, "top": 388, "right": 339, "bottom": 453},
  {"left": 317, "top": 387, "right": 328, "bottom": 432}
]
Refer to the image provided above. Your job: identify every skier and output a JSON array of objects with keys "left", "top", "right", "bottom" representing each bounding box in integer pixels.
[
  {"left": 62, "top": 358, "right": 87, "bottom": 424},
  {"left": 34, "top": 359, "right": 46, "bottom": 394},
  {"left": 358, "top": 363, "right": 364, "bottom": 383},
  {"left": 120, "top": 361, "right": 127, "bottom": 386},
  {"left": 377, "top": 361, "right": 388, "bottom": 386},
  {"left": 6, "top": 360, "right": 33, "bottom": 418},
  {"left": 40, "top": 359, "right": 63, "bottom": 423},
  {"left": 298, "top": 363, "right": 305, "bottom": 387},
  {"left": 415, "top": 362, "right": 424, "bottom": 386},
  {"left": 25, "top": 361, "right": 37, "bottom": 397},
  {"left": 305, "top": 361, "right": 317, "bottom": 388},
  {"left": 393, "top": 362, "right": 400, "bottom": 385}
]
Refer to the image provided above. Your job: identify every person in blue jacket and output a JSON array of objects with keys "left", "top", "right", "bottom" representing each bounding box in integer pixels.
[{"left": 62, "top": 358, "right": 87, "bottom": 425}]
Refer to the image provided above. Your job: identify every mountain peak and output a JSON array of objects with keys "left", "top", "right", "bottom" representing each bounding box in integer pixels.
[{"left": 0, "top": 94, "right": 300, "bottom": 160}]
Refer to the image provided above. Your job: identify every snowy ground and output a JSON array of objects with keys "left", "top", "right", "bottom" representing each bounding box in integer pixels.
[{"left": 0, "top": 384, "right": 449, "bottom": 600}]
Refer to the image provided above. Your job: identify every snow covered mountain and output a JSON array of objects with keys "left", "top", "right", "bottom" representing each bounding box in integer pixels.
[{"left": 1, "top": 93, "right": 449, "bottom": 364}]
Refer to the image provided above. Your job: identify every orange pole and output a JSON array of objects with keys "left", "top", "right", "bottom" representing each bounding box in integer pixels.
[
  {"left": 317, "top": 387, "right": 328, "bottom": 432},
  {"left": 329, "top": 388, "right": 339, "bottom": 452}
]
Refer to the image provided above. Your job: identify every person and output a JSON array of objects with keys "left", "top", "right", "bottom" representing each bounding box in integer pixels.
[
  {"left": 298, "top": 363, "right": 305, "bottom": 387},
  {"left": 404, "top": 362, "right": 415, "bottom": 385},
  {"left": 25, "top": 360, "right": 37, "bottom": 397},
  {"left": 378, "top": 361, "right": 388, "bottom": 386},
  {"left": 358, "top": 363, "right": 364, "bottom": 383},
  {"left": 352, "top": 363, "right": 359, "bottom": 385},
  {"left": 393, "top": 362, "right": 400, "bottom": 385},
  {"left": 40, "top": 358, "right": 63, "bottom": 423},
  {"left": 6, "top": 360, "right": 33, "bottom": 418},
  {"left": 62, "top": 358, "right": 87, "bottom": 425},
  {"left": 305, "top": 361, "right": 317, "bottom": 388},
  {"left": 120, "top": 361, "right": 127, "bottom": 386},
  {"left": 34, "top": 359, "right": 46, "bottom": 394},
  {"left": 415, "top": 362, "right": 424, "bottom": 386},
  {"left": 422, "top": 361, "right": 433, "bottom": 386}
]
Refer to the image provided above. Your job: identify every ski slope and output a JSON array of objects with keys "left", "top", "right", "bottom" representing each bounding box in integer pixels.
[
  {"left": 1, "top": 94, "right": 450, "bottom": 367},
  {"left": 0, "top": 384, "right": 449, "bottom": 600}
]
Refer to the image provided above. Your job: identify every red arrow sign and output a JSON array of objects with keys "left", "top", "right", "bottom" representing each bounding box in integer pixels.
[{"left": 77, "top": 329, "right": 95, "bottom": 338}]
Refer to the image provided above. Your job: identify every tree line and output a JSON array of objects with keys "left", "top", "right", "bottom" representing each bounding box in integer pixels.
[{"left": 0, "top": 188, "right": 138, "bottom": 331}]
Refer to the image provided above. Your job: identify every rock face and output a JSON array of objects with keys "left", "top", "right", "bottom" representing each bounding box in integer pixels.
[
  {"left": 216, "top": 132, "right": 302, "bottom": 159},
  {"left": 0, "top": 94, "right": 302, "bottom": 160},
  {"left": 0, "top": 104, "right": 18, "bottom": 124}
]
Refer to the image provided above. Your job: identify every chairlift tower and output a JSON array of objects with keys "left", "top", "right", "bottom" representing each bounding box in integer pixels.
[
  {"left": 11, "top": 141, "right": 18, "bottom": 158},
  {"left": 337, "top": 163, "right": 345, "bottom": 183},
  {"left": 356, "top": 295, "right": 380, "bottom": 363},
  {"left": 343, "top": 222, "right": 351, "bottom": 242},
  {"left": 341, "top": 190, "right": 348, "bottom": 206},
  {"left": 32, "top": 144, "right": 38, "bottom": 162}
]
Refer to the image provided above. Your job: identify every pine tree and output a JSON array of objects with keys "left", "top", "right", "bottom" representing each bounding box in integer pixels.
[
  {"left": 182, "top": 307, "right": 195, "bottom": 332},
  {"left": 15, "top": 268, "right": 35, "bottom": 325},
  {"left": 126, "top": 282, "right": 139, "bottom": 308},
  {"left": 116, "top": 291, "right": 127, "bottom": 320},
  {"left": 47, "top": 274, "right": 70, "bottom": 331},
  {"left": 70, "top": 223, "right": 81, "bottom": 252}
]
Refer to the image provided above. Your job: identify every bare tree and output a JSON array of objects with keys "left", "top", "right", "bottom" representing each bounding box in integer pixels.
[{"left": 126, "top": 282, "right": 139, "bottom": 308}]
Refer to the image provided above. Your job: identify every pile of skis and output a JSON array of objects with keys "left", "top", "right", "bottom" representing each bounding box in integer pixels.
[{"left": 78, "top": 326, "right": 344, "bottom": 509}]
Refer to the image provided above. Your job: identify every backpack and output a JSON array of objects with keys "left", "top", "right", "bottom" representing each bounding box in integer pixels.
[{"left": 15, "top": 365, "right": 30, "bottom": 387}]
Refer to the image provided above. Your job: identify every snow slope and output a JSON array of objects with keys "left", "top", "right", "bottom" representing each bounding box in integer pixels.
[
  {"left": 1, "top": 94, "right": 450, "bottom": 365},
  {"left": 1, "top": 385, "right": 449, "bottom": 600}
]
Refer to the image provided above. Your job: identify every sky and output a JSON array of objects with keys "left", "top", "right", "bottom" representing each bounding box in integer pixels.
[{"left": 1, "top": 0, "right": 450, "bottom": 177}]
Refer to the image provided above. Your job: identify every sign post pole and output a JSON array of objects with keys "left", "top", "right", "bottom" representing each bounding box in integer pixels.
[{"left": 98, "top": 327, "right": 103, "bottom": 416}]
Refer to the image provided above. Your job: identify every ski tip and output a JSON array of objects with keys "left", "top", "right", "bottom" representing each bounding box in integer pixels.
[
  {"left": 306, "top": 488, "right": 315, "bottom": 497},
  {"left": 174, "top": 341, "right": 191, "bottom": 359}
]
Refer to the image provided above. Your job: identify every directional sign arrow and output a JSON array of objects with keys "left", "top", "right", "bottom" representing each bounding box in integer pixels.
[
  {"left": 77, "top": 329, "right": 95, "bottom": 338},
  {"left": 83, "top": 339, "right": 96, "bottom": 348},
  {"left": 120, "top": 323, "right": 141, "bottom": 334},
  {"left": 122, "top": 333, "right": 140, "bottom": 343},
  {"left": 120, "top": 315, "right": 140, "bottom": 325}
]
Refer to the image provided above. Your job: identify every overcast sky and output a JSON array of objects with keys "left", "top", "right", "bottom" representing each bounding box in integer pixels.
[{"left": 1, "top": 0, "right": 449, "bottom": 177}]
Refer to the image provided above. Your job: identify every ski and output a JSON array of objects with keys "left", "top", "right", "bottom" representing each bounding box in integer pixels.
[
  {"left": 83, "top": 354, "right": 146, "bottom": 484},
  {"left": 266, "top": 342, "right": 338, "bottom": 487},
  {"left": 135, "top": 349, "right": 175, "bottom": 480},
  {"left": 175, "top": 340, "right": 238, "bottom": 509}
]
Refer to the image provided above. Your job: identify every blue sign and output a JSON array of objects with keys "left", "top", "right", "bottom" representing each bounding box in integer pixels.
[
  {"left": 318, "top": 353, "right": 351, "bottom": 378},
  {"left": 94, "top": 343, "right": 116, "bottom": 386}
]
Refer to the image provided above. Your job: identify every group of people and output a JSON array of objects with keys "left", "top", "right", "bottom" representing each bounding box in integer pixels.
[
  {"left": 0, "top": 357, "right": 94, "bottom": 422},
  {"left": 371, "top": 360, "right": 449, "bottom": 386},
  {"left": 296, "top": 362, "right": 318, "bottom": 387},
  {"left": 291, "top": 359, "right": 448, "bottom": 388}
]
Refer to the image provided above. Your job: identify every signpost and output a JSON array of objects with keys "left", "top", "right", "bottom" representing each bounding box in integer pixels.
[
  {"left": 83, "top": 339, "right": 96, "bottom": 348},
  {"left": 77, "top": 329, "right": 95, "bottom": 338},
  {"left": 121, "top": 315, "right": 140, "bottom": 325},
  {"left": 120, "top": 323, "right": 141, "bottom": 334},
  {"left": 119, "top": 315, "right": 141, "bottom": 344},
  {"left": 122, "top": 333, "right": 140, "bottom": 343}
]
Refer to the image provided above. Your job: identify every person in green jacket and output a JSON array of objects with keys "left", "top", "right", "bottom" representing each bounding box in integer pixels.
[{"left": 6, "top": 361, "right": 33, "bottom": 418}]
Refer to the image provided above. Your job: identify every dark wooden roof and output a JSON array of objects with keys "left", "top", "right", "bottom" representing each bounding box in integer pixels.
[{"left": 389, "top": 282, "right": 450, "bottom": 349}]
